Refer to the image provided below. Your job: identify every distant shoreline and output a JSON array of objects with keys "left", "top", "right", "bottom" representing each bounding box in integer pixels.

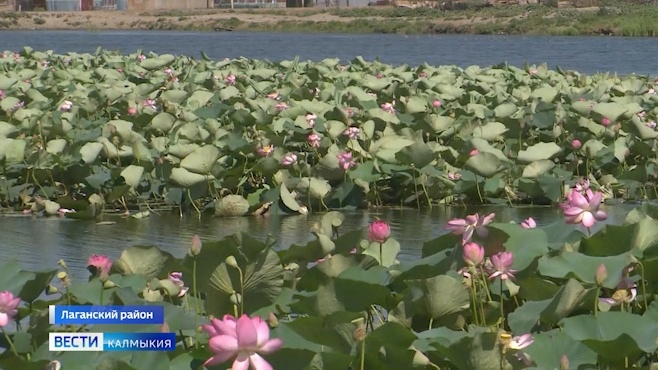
[{"left": 1, "top": 3, "right": 657, "bottom": 36}]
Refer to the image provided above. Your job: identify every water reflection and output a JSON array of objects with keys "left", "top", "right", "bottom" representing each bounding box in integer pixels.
[{"left": 1, "top": 204, "right": 636, "bottom": 281}]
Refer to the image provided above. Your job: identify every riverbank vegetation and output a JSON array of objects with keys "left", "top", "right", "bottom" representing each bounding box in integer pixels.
[
  {"left": 2, "top": 199, "right": 658, "bottom": 369},
  {"left": 0, "top": 50, "right": 657, "bottom": 218},
  {"left": 4, "top": 0, "right": 658, "bottom": 36}
]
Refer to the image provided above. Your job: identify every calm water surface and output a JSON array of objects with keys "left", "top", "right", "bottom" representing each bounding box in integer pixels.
[
  {"left": 0, "top": 31, "right": 656, "bottom": 75},
  {"left": 0, "top": 204, "right": 635, "bottom": 280}
]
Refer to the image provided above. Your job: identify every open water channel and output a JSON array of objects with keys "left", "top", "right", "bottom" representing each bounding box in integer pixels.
[{"left": 0, "top": 30, "right": 651, "bottom": 279}]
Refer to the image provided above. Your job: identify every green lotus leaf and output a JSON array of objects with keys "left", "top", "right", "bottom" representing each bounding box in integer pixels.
[
  {"left": 168, "top": 143, "right": 200, "bottom": 159},
  {"left": 180, "top": 145, "right": 219, "bottom": 174},
  {"left": 280, "top": 182, "right": 300, "bottom": 212},
  {"left": 582, "top": 139, "right": 606, "bottom": 159},
  {"left": 0, "top": 76, "right": 17, "bottom": 90},
  {"left": 97, "top": 137, "right": 133, "bottom": 159},
  {"left": 424, "top": 114, "right": 454, "bottom": 133},
  {"left": 43, "top": 200, "right": 60, "bottom": 216},
  {"left": 561, "top": 312, "right": 658, "bottom": 361},
  {"left": 249, "top": 68, "right": 277, "bottom": 80},
  {"left": 161, "top": 89, "right": 188, "bottom": 105},
  {"left": 104, "top": 119, "right": 133, "bottom": 139},
  {"left": 524, "top": 329, "right": 597, "bottom": 370},
  {"left": 169, "top": 167, "right": 214, "bottom": 188},
  {"left": 217, "top": 85, "right": 240, "bottom": 101},
  {"left": 406, "top": 274, "right": 469, "bottom": 320},
  {"left": 149, "top": 277, "right": 181, "bottom": 298},
  {"left": 466, "top": 103, "right": 489, "bottom": 119},
  {"left": 472, "top": 121, "right": 508, "bottom": 141},
  {"left": 522, "top": 160, "right": 555, "bottom": 178},
  {"left": 537, "top": 251, "right": 634, "bottom": 289},
  {"left": 369, "top": 136, "right": 414, "bottom": 163},
  {"left": 0, "top": 138, "right": 26, "bottom": 163},
  {"left": 493, "top": 102, "right": 518, "bottom": 118},
  {"left": 517, "top": 142, "right": 562, "bottom": 163},
  {"left": 396, "top": 140, "right": 435, "bottom": 168},
  {"left": 345, "top": 86, "right": 376, "bottom": 103},
  {"left": 464, "top": 152, "right": 502, "bottom": 178},
  {"left": 362, "top": 75, "right": 391, "bottom": 91},
  {"left": 0, "top": 97, "right": 20, "bottom": 112},
  {"left": 79, "top": 142, "right": 104, "bottom": 164},
  {"left": 120, "top": 165, "right": 144, "bottom": 189},
  {"left": 591, "top": 102, "right": 627, "bottom": 122},
  {"left": 114, "top": 245, "right": 177, "bottom": 280},
  {"left": 630, "top": 115, "right": 658, "bottom": 140},
  {"left": 297, "top": 177, "right": 332, "bottom": 199},
  {"left": 531, "top": 85, "right": 559, "bottom": 102},
  {"left": 0, "top": 121, "right": 17, "bottom": 137},
  {"left": 149, "top": 112, "right": 176, "bottom": 133},
  {"left": 25, "top": 88, "right": 48, "bottom": 103},
  {"left": 139, "top": 54, "right": 176, "bottom": 70},
  {"left": 402, "top": 95, "right": 428, "bottom": 114},
  {"left": 207, "top": 247, "right": 284, "bottom": 317},
  {"left": 45, "top": 138, "right": 67, "bottom": 154},
  {"left": 361, "top": 237, "right": 400, "bottom": 267}
]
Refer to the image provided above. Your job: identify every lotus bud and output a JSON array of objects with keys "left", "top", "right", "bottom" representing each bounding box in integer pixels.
[
  {"left": 230, "top": 292, "right": 242, "bottom": 306},
  {"left": 353, "top": 327, "right": 367, "bottom": 342},
  {"left": 46, "top": 285, "right": 59, "bottom": 295},
  {"left": 571, "top": 139, "right": 582, "bottom": 150},
  {"left": 559, "top": 355, "right": 569, "bottom": 370},
  {"left": 285, "top": 263, "right": 299, "bottom": 272},
  {"left": 103, "top": 280, "right": 118, "bottom": 289},
  {"left": 225, "top": 255, "right": 239, "bottom": 269},
  {"left": 595, "top": 264, "right": 607, "bottom": 286},
  {"left": 268, "top": 312, "right": 279, "bottom": 328},
  {"left": 189, "top": 234, "right": 202, "bottom": 256},
  {"left": 45, "top": 360, "right": 62, "bottom": 370},
  {"left": 160, "top": 322, "right": 170, "bottom": 333},
  {"left": 57, "top": 259, "right": 68, "bottom": 268}
]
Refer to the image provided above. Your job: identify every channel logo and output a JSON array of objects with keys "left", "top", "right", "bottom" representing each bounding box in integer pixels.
[
  {"left": 48, "top": 332, "right": 176, "bottom": 352},
  {"left": 49, "top": 333, "right": 103, "bottom": 351}
]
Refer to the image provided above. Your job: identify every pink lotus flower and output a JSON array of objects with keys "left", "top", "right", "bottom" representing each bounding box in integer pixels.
[
  {"left": 281, "top": 153, "right": 297, "bottom": 166},
  {"left": 343, "top": 126, "right": 360, "bottom": 140},
  {"left": 305, "top": 113, "right": 316, "bottom": 127},
  {"left": 127, "top": 107, "right": 137, "bottom": 116},
  {"left": 11, "top": 101, "right": 24, "bottom": 112},
  {"left": 58, "top": 208, "right": 75, "bottom": 216},
  {"left": 369, "top": 220, "right": 391, "bottom": 244},
  {"left": 601, "top": 117, "right": 611, "bottom": 127},
  {"left": 59, "top": 100, "right": 72, "bottom": 111},
  {"left": 87, "top": 255, "right": 112, "bottom": 277},
  {"left": 574, "top": 178, "right": 590, "bottom": 193},
  {"left": 142, "top": 99, "right": 156, "bottom": 110},
  {"left": 599, "top": 275, "right": 637, "bottom": 306},
  {"left": 509, "top": 334, "right": 534, "bottom": 350},
  {"left": 0, "top": 90, "right": 4, "bottom": 100},
  {"left": 137, "top": 54, "right": 146, "bottom": 62},
  {"left": 445, "top": 212, "right": 495, "bottom": 245},
  {"left": 0, "top": 291, "right": 20, "bottom": 327},
  {"left": 447, "top": 172, "right": 461, "bottom": 181},
  {"left": 266, "top": 92, "right": 279, "bottom": 100},
  {"left": 649, "top": 88, "right": 656, "bottom": 95},
  {"left": 488, "top": 251, "right": 517, "bottom": 280},
  {"left": 520, "top": 217, "right": 536, "bottom": 229},
  {"left": 571, "top": 139, "right": 582, "bottom": 150},
  {"left": 275, "top": 102, "right": 288, "bottom": 111},
  {"left": 529, "top": 69, "right": 537, "bottom": 75},
  {"left": 168, "top": 272, "right": 188, "bottom": 298},
  {"left": 418, "top": 72, "right": 427, "bottom": 78},
  {"left": 432, "top": 100, "right": 441, "bottom": 108},
  {"left": 562, "top": 190, "right": 607, "bottom": 228},
  {"left": 337, "top": 152, "right": 355, "bottom": 171},
  {"left": 463, "top": 242, "right": 484, "bottom": 266},
  {"left": 638, "top": 111, "right": 646, "bottom": 118},
  {"left": 647, "top": 121, "right": 657, "bottom": 129},
  {"left": 376, "top": 73, "right": 383, "bottom": 79},
  {"left": 381, "top": 102, "right": 395, "bottom": 113},
  {"left": 307, "top": 133, "right": 321, "bottom": 148},
  {"left": 225, "top": 74, "right": 236, "bottom": 85},
  {"left": 204, "top": 314, "right": 283, "bottom": 370},
  {"left": 469, "top": 149, "right": 479, "bottom": 157},
  {"left": 257, "top": 144, "right": 274, "bottom": 157}
]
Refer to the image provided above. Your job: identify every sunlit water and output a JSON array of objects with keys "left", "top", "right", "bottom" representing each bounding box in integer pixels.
[{"left": 0, "top": 204, "right": 635, "bottom": 280}]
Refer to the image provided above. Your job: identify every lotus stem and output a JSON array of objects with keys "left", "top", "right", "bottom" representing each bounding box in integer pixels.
[
  {"left": 99, "top": 283, "right": 104, "bottom": 305},
  {"left": 639, "top": 262, "right": 648, "bottom": 311},
  {"left": 192, "top": 256, "right": 200, "bottom": 349},
  {"left": 370, "top": 305, "right": 384, "bottom": 327},
  {"left": 474, "top": 174, "right": 484, "bottom": 204},
  {"left": 411, "top": 167, "right": 421, "bottom": 209},
  {"left": 587, "top": 227, "right": 591, "bottom": 237},
  {"left": 379, "top": 243, "right": 383, "bottom": 266},
  {"left": 360, "top": 335, "right": 366, "bottom": 370},
  {"left": 419, "top": 171, "right": 432, "bottom": 209},
  {"left": 479, "top": 266, "right": 493, "bottom": 303},
  {"left": 187, "top": 188, "right": 201, "bottom": 220},
  {"left": 31, "top": 170, "right": 48, "bottom": 199},
  {"left": 2, "top": 327, "right": 19, "bottom": 358},
  {"left": 237, "top": 266, "right": 245, "bottom": 316},
  {"left": 470, "top": 279, "right": 480, "bottom": 326},
  {"left": 594, "top": 286, "right": 600, "bottom": 318},
  {"left": 499, "top": 279, "right": 505, "bottom": 329}
]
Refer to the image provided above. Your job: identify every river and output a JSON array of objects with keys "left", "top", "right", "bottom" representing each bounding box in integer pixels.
[{"left": 0, "top": 29, "right": 648, "bottom": 279}]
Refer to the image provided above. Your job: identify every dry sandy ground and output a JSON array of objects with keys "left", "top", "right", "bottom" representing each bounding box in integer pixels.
[{"left": 0, "top": 7, "right": 482, "bottom": 30}]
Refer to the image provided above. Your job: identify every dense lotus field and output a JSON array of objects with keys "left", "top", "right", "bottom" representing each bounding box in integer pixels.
[
  {"left": 1, "top": 48, "right": 658, "bottom": 216},
  {"left": 2, "top": 193, "right": 658, "bottom": 369}
]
